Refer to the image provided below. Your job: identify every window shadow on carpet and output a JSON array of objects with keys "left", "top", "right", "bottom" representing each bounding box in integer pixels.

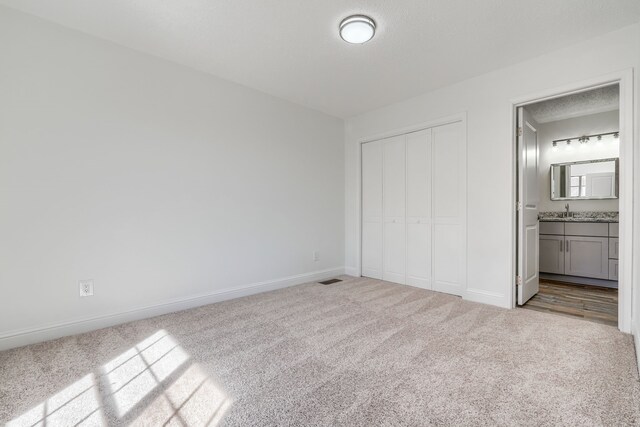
[{"left": 7, "top": 330, "right": 232, "bottom": 426}]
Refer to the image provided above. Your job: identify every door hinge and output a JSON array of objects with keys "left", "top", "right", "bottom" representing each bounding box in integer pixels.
[
  {"left": 517, "top": 127, "right": 523, "bottom": 137},
  {"left": 516, "top": 201, "right": 522, "bottom": 211},
  {"left": 516, "top": 275, "right": 522, "bottom": 285}
]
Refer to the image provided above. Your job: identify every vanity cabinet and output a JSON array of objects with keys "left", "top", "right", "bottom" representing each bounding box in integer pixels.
[{"left": 539, "top": 221, "right": 617, "bottom": 281}]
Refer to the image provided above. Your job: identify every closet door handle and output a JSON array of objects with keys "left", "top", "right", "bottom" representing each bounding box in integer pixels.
[{"left": 560, "top": 240, "right": 563, "bottom": 252}]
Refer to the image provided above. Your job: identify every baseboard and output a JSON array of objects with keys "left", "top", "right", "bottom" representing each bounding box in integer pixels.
[
  {"left": 0, "top": 267, "right": 345, "bottom": 351},
  {"left": 633, "top": 325, "right": 640, "bottom": 376},
  {"left": 464, "top": 288, "right": 509, "bottom": 308}
]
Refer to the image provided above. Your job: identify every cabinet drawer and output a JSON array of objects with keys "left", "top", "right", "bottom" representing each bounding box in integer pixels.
[
  {"left": 565, "top": 222, "right": 608, "bottom": 237},
  {"left": 609, "top": 238, "right": 619, "bottom": 259},
  {"left": 539, "top": 222, "right": 564, "bottom": 235},
  {"left": 609, "top": 259, "right": 619, "bottom": 281},
  {"left": 609, "top": 223, "right": 619, "bottom": 237}
]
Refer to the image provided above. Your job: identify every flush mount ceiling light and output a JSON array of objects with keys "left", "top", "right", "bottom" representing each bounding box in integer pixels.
[{"left": 339, "top": 15, "right": 376, "bottom": 44}]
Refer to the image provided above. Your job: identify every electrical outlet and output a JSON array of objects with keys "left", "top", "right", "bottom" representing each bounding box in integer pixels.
[
  {"left": 313, "top": 251, "right": 320, "bottom": 262},
  {"left": 79, "top": 280, "right": 94, "bottom": 297}
]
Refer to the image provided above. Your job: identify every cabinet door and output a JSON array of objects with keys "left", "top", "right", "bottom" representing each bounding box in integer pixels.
[
  {"left": 361, "top": 140, "right": 383, "bottom": 279},
  {"left": 383, "top": 136, "right": 406, "bottom": 284},
  {"left": 564, "top": 236, "right": 609, "bottom": 279},
  {"left": 406, "top": 129, "right": 432, "bottom": 289},
  {"left": 539, "top": 235, "right": 564, "bottom": 274}
]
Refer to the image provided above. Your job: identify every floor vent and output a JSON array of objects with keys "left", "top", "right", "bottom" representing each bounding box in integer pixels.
[{"left": 319, "top": 278, "right": 342, "bottom": 285}]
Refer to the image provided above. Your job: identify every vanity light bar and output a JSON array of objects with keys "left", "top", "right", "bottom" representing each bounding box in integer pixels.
[{"left": 552, "top": 131, "right": 619, "bottom": 147}]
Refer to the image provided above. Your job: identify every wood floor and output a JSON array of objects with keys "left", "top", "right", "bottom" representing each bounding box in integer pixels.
[{"left": 521, "top": 280, "right": 618, "bottom": 327}]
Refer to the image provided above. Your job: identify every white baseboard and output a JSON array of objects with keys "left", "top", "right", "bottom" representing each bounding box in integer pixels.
[
  {"left": 464, "top": 287, "right": 509, "bottom": 308},
  {"left": 633, "top": 326, "right": 640, "bottom": 375},
  {"left": 0, "top": 267, "right": 345, "bottom": 351}
]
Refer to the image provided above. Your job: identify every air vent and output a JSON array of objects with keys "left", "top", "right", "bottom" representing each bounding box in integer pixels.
[{"left": 319, "top": 278, "right": 342, "bottom": 285}]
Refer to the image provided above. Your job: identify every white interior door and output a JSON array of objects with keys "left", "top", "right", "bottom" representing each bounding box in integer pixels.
[
  {"left": 517, "top": 107, "right": 540, "bottom": 305},
  {"left": 361, "top": 140, "right": 383, "bottom": 278},
  {"left": 406, "top": 129, "right": 432, "bottom": 289},
  {"left": 383, "top": 135, "right": 406, "bottom": 284}
]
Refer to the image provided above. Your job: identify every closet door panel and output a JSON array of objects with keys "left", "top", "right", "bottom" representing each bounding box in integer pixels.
[
  {"left": 406, "top": 130, "right": 431, "bottom": 218},
  {"left": 383, "top": 136, "right": 406, "bottom": 218},
  {"left": 432, "top": 122, "right": 466, "bottom": 296},
  {"left": 362, "top": 222, "right": 382, "bottom": 278},
  {"left": 361, "top": 140, "right": 383, "bottom": 279},
  {"left": 406, "top": 130, "right": 432, "bottom": 289},
  {"left": 407, "top": 222, "right": 431, "bottom": 288},
  {"left": 384, "top": 221, "right": 406, "bottom": 284},
  {"left": 383, "top": 136, "right": 406, "bottom": 284},
  {"left": 433, "top": 224, "right": 460, "bottom": 285},
  {"left": 433, "top": 124, "right": 460, "bottom": 219}
]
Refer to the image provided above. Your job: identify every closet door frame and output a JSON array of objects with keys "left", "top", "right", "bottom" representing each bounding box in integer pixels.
[{"left": 357, "top": 113, "right": 467, "bottom": 296}]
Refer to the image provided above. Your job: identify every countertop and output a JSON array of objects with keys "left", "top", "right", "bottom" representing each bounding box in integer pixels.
[
  {"left": 538, "top": 211, "right": 618, "bottom": 223},
  {"left": 539, "top": 217, "right": 618, "bottom": 223}
]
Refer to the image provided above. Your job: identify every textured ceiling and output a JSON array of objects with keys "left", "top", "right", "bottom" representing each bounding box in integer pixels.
[
  {"left": 1, "top": 1, "right": 639, "bottom": 118},
  {"left": 526, "top": 85, "right": 619, "bottom": 123}
]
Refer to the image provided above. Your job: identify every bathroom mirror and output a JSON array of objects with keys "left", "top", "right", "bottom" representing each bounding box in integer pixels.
[{"left": 550, "top": 158, "right": 619, "bottom": 200}]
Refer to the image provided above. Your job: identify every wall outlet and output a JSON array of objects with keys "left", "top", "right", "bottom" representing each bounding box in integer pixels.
[
  {"left": 313, "top": 251, "right": 320, "bottom": 262},
  {"left": 79, "top": 280, "right": 94, "bottom": 297}
]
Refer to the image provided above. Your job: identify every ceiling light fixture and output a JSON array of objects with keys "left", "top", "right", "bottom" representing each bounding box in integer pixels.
[{"left": 339, "top": 15, "right": 376, "bottom": 44}]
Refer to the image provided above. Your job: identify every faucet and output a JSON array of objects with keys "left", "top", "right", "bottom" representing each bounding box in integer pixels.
[{"left": 565, "top": 203, "right": 570, "bottom": 218}]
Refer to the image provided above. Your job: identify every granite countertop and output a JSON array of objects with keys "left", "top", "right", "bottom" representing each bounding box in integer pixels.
[{"left": 538, "top": 211, "right": 618, "bottom": 223}]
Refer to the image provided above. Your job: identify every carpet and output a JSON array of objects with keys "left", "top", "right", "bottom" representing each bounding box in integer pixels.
[{"left": 1, "top": 275, "right": 638, "bottom": 426}]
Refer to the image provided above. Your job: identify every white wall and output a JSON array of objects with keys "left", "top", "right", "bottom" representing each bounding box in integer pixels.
[
  {"left": 345, "top": 23, "right": 640, "bottom": 311},
  {"left": 536, "top": 110, "right": 620, "bottom": 212},
  {"left": 0, "top": 6, "right": 345, "bottom": 348},
  {"left": 635, "top": 21, "right": 640, "bottom": 369}
]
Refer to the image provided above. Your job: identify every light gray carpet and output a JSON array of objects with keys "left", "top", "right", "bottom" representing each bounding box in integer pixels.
[{"left": 1, "top": 275, "right": 639, "bottom": 426}]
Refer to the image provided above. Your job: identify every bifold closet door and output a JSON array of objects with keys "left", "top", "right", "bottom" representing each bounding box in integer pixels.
[
  {"left": 432, "top": 121, "right": 466, "bottom": 296},
  {"left": 406, "top": 130, "right": 432, "bottom": 289},
  {"left": 383, "top": 136, "right": 406, "bottom": 284},
  {"left": 361, "top": 140, "right": 383, "bottom": 279}
]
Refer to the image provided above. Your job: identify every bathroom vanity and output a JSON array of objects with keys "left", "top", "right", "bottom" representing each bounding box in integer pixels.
[{"left": 539, "top": 215, "right": 618, "bottom": 282}]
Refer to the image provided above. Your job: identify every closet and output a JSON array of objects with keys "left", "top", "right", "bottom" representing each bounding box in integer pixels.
[{"left": 361, "top": 120, "right": 466, "bottom": 296}]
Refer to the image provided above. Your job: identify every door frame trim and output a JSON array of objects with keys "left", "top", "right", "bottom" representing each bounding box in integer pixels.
[
  {"left": 355, "top": 112, "right": 468, "bottom": 295},
  {"left": 509, "top": 69, "right": 634, "bottom": 333}
]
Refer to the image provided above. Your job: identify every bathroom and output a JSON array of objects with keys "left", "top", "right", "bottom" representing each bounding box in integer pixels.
[{"left": 517, "top": 84, "right": 620, "bottom": 326}]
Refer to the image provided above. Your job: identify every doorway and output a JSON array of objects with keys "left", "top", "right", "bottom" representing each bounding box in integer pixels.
[{"left": 512, "top": 73, "right": 633, "bottom": 332}]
